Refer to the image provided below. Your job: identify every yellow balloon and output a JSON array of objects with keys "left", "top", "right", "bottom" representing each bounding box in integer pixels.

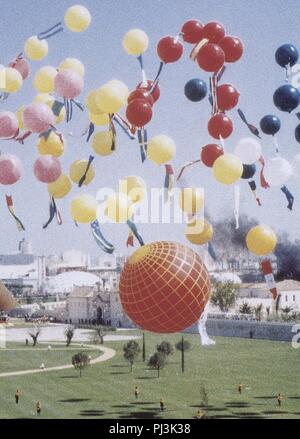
[
  {"left": 48, "top": 174, "right": 72, "bottom": 199},
  {"left": 96, "top": 82, "right": 128, "bottom": 114},
  {"left": 70, "top": 194, "right": 97, "bottom": 223},
  {"left": 185, "top": 218, "right": 213, "bottom": 245},
  {"left": 2, "top": 67, "right": 23, "bottom": 93},
  {"left": 213, "top": 153, "right": 243, "bottom": 185},
  {"left": 24, "top": 36, "right": 48, "bottom": 61},
  {"left": 119, "top": 176, "right": 146, "bottom": 203},
  {"left": 59, "top": 58, "right": 85, "bottom": 77},
  {"left": 104, "top": 192, "right": 134, "bottom": 223},
  {"left": 123, "top": 29, "right": 149, "bottom": 56},
  {"left": 88, "top": 112, "right": 110, "bottom": 126},
  {"left": 70, "top": 159, "right": 95, "bottom": 185},
  {"left": 147, "top": 135, "right": 176, "bottom": 165},
  {"left": 38, "top": 132, "right": 65, "bottom": 157},
  {"left": 246, "top": 225, "right": 277, "bottom": 256},
  {"left": 64, "top": 5, "right": 91, "bottom": 32},
  {"left": 16, "top": 106, "right": 25, "bottom": 129},
  {"left": 92, "top": 131, "right": 114, "bottom": 156},
  {"left": 33, "top": 93, "right": 65, "bottom": 124},
  {"left": 179, "top": 188, "right": 204, "bottom": 215},
  {"left": 33, "top": 66, "right": 57, "bottom": 93},
  {"left": 85, "top": 90, "right": 104, "bottom": 115}
]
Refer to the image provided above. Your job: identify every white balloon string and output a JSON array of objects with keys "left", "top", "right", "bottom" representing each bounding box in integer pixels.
[{"left": 234, "top": 184, "right": 240, "bottom": 229}]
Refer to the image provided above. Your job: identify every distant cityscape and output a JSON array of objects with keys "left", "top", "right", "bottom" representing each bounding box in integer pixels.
[{"left": 1, "top": 239, "right": 299, "bottom": 326}]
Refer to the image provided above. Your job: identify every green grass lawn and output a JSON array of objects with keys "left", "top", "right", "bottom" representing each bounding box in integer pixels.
[{"left": 0, "top": 332, "right": 299, "bottom": 419}]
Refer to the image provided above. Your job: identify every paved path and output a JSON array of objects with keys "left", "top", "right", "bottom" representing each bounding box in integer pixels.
[{"left": 0, "top": 342, "right": 116, "bottom": 378}]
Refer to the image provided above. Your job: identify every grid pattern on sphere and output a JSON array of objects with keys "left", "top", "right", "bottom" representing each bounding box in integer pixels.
[{"left": 119, "top": 241, "right": 210, "bottom": 333}]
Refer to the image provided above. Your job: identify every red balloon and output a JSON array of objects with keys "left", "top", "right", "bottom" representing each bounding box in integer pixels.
[
  {"left": 128, "top": 89, "right": 154, "bottom": 106},
  {"left": 216, "top": 84, "right": 240, "bottom": 112},
  {"left": 208, "top": 113, "right": 233, "bottom": 139},
  {"left": 197, "top": 43, "right": 225, "bottom": 72},
  {"left": 201, "top": 144, "right": 224, "bottom": 167},
  {"left": 157, "top": 36, "right": 184, "bottom": 63},
  {"left": 202, "top": 22, "right": 225, "bottom": 43},
  {"left": 137, "top": 80, "right": 160, "bottom": 103},
  {"left": 181, "top": 19, "right": 203, "bottom": 44},
  {"left": 126, "top": 99, "right": 153, "bottom": 127},
  {"left": 219, "top": 36, "right": 244, "bottom": 63}
]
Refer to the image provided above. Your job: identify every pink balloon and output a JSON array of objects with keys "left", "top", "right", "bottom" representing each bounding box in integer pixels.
[
  {"left": 0, "top": 111, "right": 19, "bottom": 138},
  {"left": 0, "top": 154, "right": 23, "bottom": 185},
  {"left": 23, "top": 103, "right": 55, "bottom": 133},
  {"left": 8, "top": 58, "right": 30, "bottom": 80},
  {"left": 54, "top": 69, "right": 83, "bottom": 99},
  {"left": 33, "top": 155, "right": 62, "bottom": 183}
]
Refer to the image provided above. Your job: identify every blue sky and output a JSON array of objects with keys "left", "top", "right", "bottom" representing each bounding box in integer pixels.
[{"left": 1, "top": 0, "right": 300, "bottom": 257}]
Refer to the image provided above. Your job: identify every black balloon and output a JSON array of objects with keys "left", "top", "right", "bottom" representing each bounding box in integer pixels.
[
  {"left": 295, "top": 124, "right": 300, "bottom": 143},
  {"left": 275, "top": 44, "right": 299, "bottom": 68},
  {"left": 184, "top": 78, "right": 207, "bottom": 102},
  {"left": 260, "top": 115, "right": 281, "bottom": 135},
  {"left": 273, "top": 84, "right": 300, "bottom": 113},
  {"left": 241, "top": 164, "right": 256, "bottom": 180}
]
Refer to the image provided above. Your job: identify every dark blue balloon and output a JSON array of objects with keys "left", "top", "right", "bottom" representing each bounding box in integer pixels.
[
  {"left": 275, "top": 44, "right": 299, "bottom": 68},
  {"left": 273, "top": 84, "right": 300, "bottom": 113},
  {"left": 260, "top": 115, "right": 281, "bottom": 135},
  {"left": 295, "top": 124, "right": 300, "bottom": 143},
  {"left": 184, "top": 78, "right": 207, "bottom": 102},
  {"left": 241, "top": 164, "right": 256, "bottom": 180}
]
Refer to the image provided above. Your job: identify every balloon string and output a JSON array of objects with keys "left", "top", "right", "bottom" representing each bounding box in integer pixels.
[
  {"left": 137, "top": 128, "right": 146, "bottom": 162},
  {"left": 137, "top": 55, "right": 148, "bottom": 87},
  {"left": 113, "top": 114, "right": 136, "bottom": 139},
  {"left": 219, "top": 135, "right": 225, "bottom": 151},
  {"left": 234, "top": 184, "right": 240, "bottom": 229},
  {"left": 38, "top": 22, "right": 63, "bottom": 40},
  {"left": 150, "top": 62, "right": 164, "bottom": 93},
  {"left": 6, "top": 195, "right": 25, "bottom": 231},
  {"left": 284, "top": 63, "right": 291, "bottom": 83},
  {"left": 248, "top": 180, "right": 262, "bottom": 206},
  {"left": 272, "top": 135, "right": 280, "bottom": 154},
  {"left": 78, "top": 155, "right": 95, "bottom": 188},
  {"left": 189, "top": 38, "right": 209, "bottom": 61},
  {"left": 127, "top": 219, "right": 144, "bottom": 247},
  {"left": 38, "top": 27, "right": 64, "bottom": 40},
  {"left": 281, "top": 185, "right": 294, "bottom": 211},
  {"left": 177, "top": 159, "right": 201, "bottom": 181}
]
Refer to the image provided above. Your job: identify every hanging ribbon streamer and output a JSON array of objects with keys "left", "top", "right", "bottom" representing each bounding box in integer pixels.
[
  {"left": 209, "top": 76, "right": 218, "bottom": 115},
  {"left": 43, "top": 197, "right": 62, "bottom": 229},
  {"left": 281, "top": 185, "right": 294, "bottom": 210},
  {"left": 52, "top": 100, "right": 65, "bottom": 118},
  {"left": 137, "top": 128, "right": 147, "bottom": 162},
  {"left": 37, "top": 22, "right": 64, "bottom": 40},
  {"left": 189, "top": 38, "right": 209, "bottom": 61},
  {"left": 272, "top": 136, "right": 280, "bottom": 154},
  {"left": 64, "top": 98, "right": 84, "bottom": 123},
  {"left": 109, "top": 115, "right": 117, "bottom": 150},
  {"left": 284, "top": 63, "right": 291, "bottom": 83},
  {"left": 164, "top": 164, "right": 174, "bottom": 202},
  {"left": 208, "top": 241, "right": 218, "bottom": 262},
  {"left": 137, "top": 55, "right": 148, "bottom": 86},
  {"left": 248, "top": 180, "right": 262, "bottom": 206},
  {"left": 237, "top": 109, "right": 261, "bottom": 138},
  {"left": 90, "top": 220, "right": 115, "bottom": 254},
  {"left": 6, "top": 195, "right": 25, "bottom": 231},
  {"left": 234, "top": 184, "right": 240, "bottom": 229},
  {"left": 126, "top": 230, "right": 134, "bottom": 248},
  {"left": 258, "top": 156, "right": 270, "bottom": 189},
  {"left": 177, "top": 159, "right": 201, "bottom": 181},
  {"left": 113, "top": 114, "right": 136, "bottom": 139},
  {"left": 78, "top": 155, "right": 95, "bottom": 187},
  {"left": 127, "top": 219, "right": 144, "bottom": 247},
  {"left": 86, "top": 122, "right": 95, "bottom": 142},
  {"left": 261, "top": 259, "right": 278, "bottom": 300}
]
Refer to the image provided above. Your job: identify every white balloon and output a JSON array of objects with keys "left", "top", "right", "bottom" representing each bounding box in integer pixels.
[
  {"left": 292, "top": 153, "right": 300, "bottom": 177},
  {"left": 264, "top": 157, "right": 292, "bottom": 187},
  {"left": 234, "top": 137, "right": 262, "bottom": 165}
]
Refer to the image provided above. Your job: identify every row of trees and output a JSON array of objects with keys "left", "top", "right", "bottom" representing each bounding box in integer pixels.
[{"left": 123, "top": 337, "right": 191, "bottom": 377}]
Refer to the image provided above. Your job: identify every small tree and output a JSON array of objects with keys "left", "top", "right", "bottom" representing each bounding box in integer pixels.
[
  {"left": 175, "top": 337, "right": 191, "bottom": 373},
  {"left": 148, "top": 351, "right": 167, "bottom": 378},
  {"left": 65, "top": 325, "right": 75, "bottom": 347},
  {"left": 281, "top": 306, "right": 293, "bottom": 314},
  {"left": 72, "top": 352, "right": 90, "bottom": 377},
  {"left": 199, "top": 384, "right": 209, "bottom": 407},
  {"left": 142, "top": 332, "right": 146, "bottom": 362},
  {"left": 123, "top": 340, "right": 141, "bottom": 372},
  {"left": 28, "top": 326, "right": 41, "bottom": 347},
  {"left": 210, "top": 281, "right": 239, "bottom": 312},
  {"left": 239, "top": 302, "right": 253, "bottom": 315},
  {"left": 157, "top": 341, "right": 174, "bottom": 356},
  {"left": 91, "top": 326, "right": 105, "bottom": 345}
]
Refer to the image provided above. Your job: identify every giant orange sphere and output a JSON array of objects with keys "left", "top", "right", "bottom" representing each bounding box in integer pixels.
[{"left": 119, "top": 241, "right": 211, "bottom": 333}]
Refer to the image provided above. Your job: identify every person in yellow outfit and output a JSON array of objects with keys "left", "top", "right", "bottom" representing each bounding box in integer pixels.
[
  {"left": 134, "top": 385, "right": 139, "bottom": 399},
  {"left": 277, "top": 393, "right": 284, "bottom": 407},
  {"left": 15, "top": 389, "right": 20, "bottom": 404},
  {"left": 195, "top": 409, "right": 204, "bottom": 419},
  {"left": 238, "top": 383, "right": 244, "bottom": 395}
]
